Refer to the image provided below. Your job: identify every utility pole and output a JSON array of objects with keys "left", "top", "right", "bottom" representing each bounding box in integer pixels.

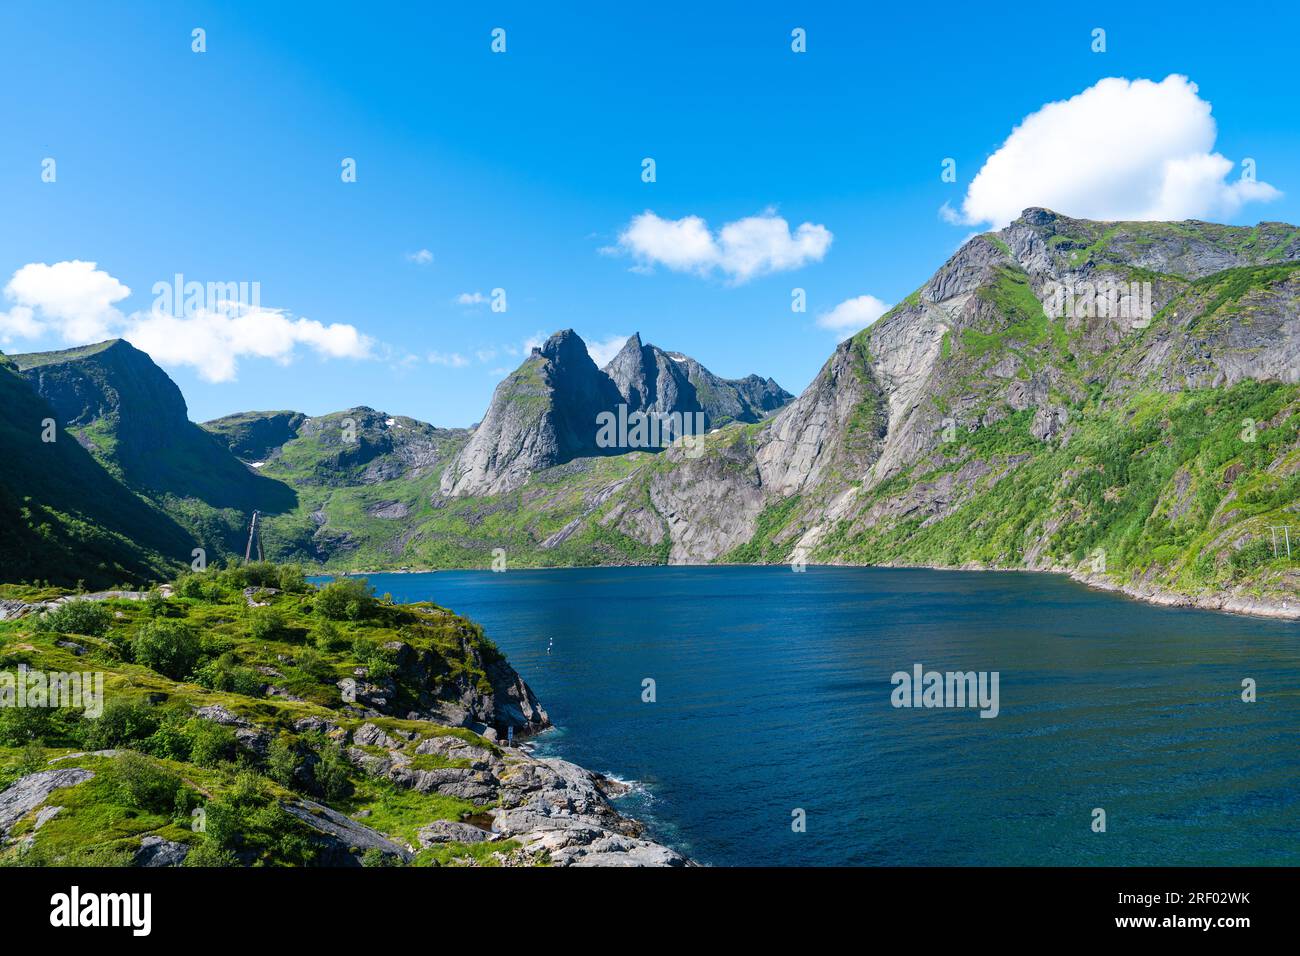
[
  {"left": 1268, "top": 526, "right": 1293, "bottom": 560},
  {"left": 244, "top": 510, "right": 263, "bottom": 564}
]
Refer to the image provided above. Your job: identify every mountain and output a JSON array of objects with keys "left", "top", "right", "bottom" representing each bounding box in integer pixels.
[
  {"left": 0, "top": 353, "right": 194, "bottom": 587},
  {"left": 2, "top": 211, "right": 1296, "bottom": 616},
  {"left": 437, "top": 330, "right": 625, "bottom": 497},
  {"left": 203, "top": 410, "right": 306, "bottom": 461},
  {"left": 439, "top": 329, "right": 793, "bottom": 497},
  {"left": 11, "top": 339, "right": 296, "bottom": 556},
  {"left": 574, "top": 209, "right": 1300, "bottom": 613},
  {"left": 602, "top": 332, "right": 792, "bottom": 427},
  {"left": 203, "top": 407, "right": 470, "bottom": 564}
]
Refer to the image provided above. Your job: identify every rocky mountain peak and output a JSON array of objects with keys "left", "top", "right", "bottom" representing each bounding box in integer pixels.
[{"left": 440, "top": 328, "right": 793, "bottom": 497}]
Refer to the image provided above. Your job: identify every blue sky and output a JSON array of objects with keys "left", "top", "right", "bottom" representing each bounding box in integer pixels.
[{"left": 2, "top": 1, "right": 1298, "bottom": 426}]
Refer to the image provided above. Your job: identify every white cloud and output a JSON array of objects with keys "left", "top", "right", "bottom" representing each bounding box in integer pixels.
[
  {"left": 584, "top": 334, "right": 629, "bottom": 367},
  {"left": 127, "top": 305, "right": 374, "bottom": 383},
  {"left": 427, "top": 350, "right": 469, "bottom": 367},
  {"left": 0, "top": 260, "right": 375, "bottom": 382},
  {"left": 456, "top": 291, "right": 487, "bottom": 305},
  {"left": 475, "top": 347, "right": 497, "bottom": 362},
  {"left": 612, "top": 209, "right": 832, "bottom": 282},
  {"left": 816, "top": 295, "right": 891, "bottom": 340},
  {"left": 406, "top": 249, "right": 434, "bottom": 265},
  {"left": 950, "top": 75, "right": 1281, "bottom": 228},
  {"left": 522, "top": 331, "right": 547, "bottom": 353},
  {"left": 5, "top": 260, "right": 130, "bottom": 342},
  {"left": 0, "top": 305, "right": 40, "bottom": 343}
]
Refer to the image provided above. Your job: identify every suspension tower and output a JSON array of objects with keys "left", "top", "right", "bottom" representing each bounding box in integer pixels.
[{"left": 244, "top": 510, "right": 264, "bottom": 564}]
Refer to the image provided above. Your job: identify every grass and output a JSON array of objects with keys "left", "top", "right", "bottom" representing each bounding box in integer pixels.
[{"left": 0, "top": 565, "right": 534, "bottom": 867}]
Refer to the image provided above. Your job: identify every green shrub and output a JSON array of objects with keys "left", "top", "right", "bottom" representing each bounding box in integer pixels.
[
  {"left": 312, "top": 740, "right": 354, "bottom": 803},
  {"left": 187, "top": 719, "right": 238, "bottom": 768},
  {"left": 143, "top": 590, "right": 170, "bottom": 618},
  {"left": 266, "top": 736, "right": 302, "bottom": 789},
  {"left": 171, "top": 573, "right": 209, "bottom": 600},
  {"left": 132, "top": 620, "right": 202, "bottom": 680},
  {"left": 314, "top": 578, "right": 376, "bottom": 621},
  {"left": 0, "top": 706, "right": 81, "bottom": 747},
  {"left": 202, "top": 770, "right": 317, "bottom": 865},
  {"left": 102, "top": 751, "right": 182, "bottom": 812},
  {"left": 246, "top": 606, "right": 288, "bottom": 642},
  {"left": 1229, "top": 538, "right": 1275, "bottom": 575},
  {"left": 142, "top": 710, "right": 193, "bottom": 762},
  {"left": 0, "top": 740, "right": 46, "bottom": 788},
  {"left": 33, "top": 600, "right": 111, "bottom": 637},
  {"left": 183, "top": 838, "right": 240, "bottom": 867},
  {"left": 350, "top": 637, "right": 396, "bottom": 680},
  {"left": 81, "top": 698, "right": 161, "bottom": 750},
  {"left": 311, "top": 619, "right": 345, "bottom": 652},
  {"left": 193, "top": 652, "right": 264, "bottom": 697}
]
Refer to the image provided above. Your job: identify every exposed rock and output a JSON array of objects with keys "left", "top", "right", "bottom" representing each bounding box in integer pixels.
[
  {"left": 416, "top": 820, "right": 495, "bottom": 846},
  {"left": 194, "top": 704, "right": 248, "bottom": 727},
  {"left": 135, "top": 835, "right": 190, "bottom": 867},
  {"left": 603, "top": 332, "right": 792, "bottom": 429},
  {"left": 0, "top": 768, "right": 94, "bottom": 835},
  {"left": 281, "top": 799, "right": 413, "bottom": 866},
  {"left": 441, "top": 329, "right": 792, "bottom": 498}
]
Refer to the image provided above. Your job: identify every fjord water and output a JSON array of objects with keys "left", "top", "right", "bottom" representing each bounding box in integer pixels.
[{"left": 364, "top": 566, "right": 1298, "bottom": 866}]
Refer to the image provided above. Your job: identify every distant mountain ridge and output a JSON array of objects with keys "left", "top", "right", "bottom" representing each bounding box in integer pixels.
[
  {"left": 2, "top": 209, "right": 1297, "bottom": 616},
  {"left": 437, "top": 329, "right": 793, "bottom": 497}
]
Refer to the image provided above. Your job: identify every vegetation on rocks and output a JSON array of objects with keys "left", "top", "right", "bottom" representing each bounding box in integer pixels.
[{"left": 0, "top": 564, "right": 543, "bottom": 867}]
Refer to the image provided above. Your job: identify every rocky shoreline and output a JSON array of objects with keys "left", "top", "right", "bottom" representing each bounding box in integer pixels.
[{"left": 865, "top": 558, "right": 1300, "bottom": 622}]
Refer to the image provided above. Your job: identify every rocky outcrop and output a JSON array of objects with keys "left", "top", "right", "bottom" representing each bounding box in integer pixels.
[
  {"left": 440, "top": 330, "right": 625, "bottom": 497},
  {"left": 135, "top": 835, "right": 190, "bottom": 867},
  {"left": 603, "top": 332, "right": 791, "bottom": 428},
  {"left": 441, "top": 329, "right": 792, "bottom": 498},
  {"left": 0, "top": 768, "right": 95, "bottom": 835},
  {"left": 282, "top": 798, "right": 414, "bottom": 866},
  {"left": 337, "top": 620, "right": 550, "bottom": 737},
  {"left": 342, "top": 722, "right": 686, "bottom": 866}
]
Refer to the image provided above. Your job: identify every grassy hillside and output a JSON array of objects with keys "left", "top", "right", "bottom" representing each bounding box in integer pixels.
[
  {"left": 13, "top": 340, "right": 297, "bottom": 561},
  {"left": 0, "top": 355, "right": 192, "bottom": 588},
  {"left": 0, "top": 565, "right": 530, "bottom": 867}
]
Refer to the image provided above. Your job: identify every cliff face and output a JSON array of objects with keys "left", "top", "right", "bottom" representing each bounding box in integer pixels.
[
  {"left": 6, "top": 212, "right": 1294, "bottom": 615},
  {"left": 438, "top": 330, "right": 623, "bottom": 497},
  {"left": 13, "top": 339, "right": 294, "bottom": 512},
  {"left": 0, "top": 354, "right": 194, "bottom": 587},
  {"left": 603, "top": 332, "right": 792, "bottom": 428},
  {"left": 440, "top": 329, "right": 792, "bottom": 497},
  {"left": 585, "top": 209, "right": 1300, "bottom": 612}
]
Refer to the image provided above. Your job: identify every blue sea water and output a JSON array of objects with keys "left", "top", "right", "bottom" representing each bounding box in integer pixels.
[{"left": 351, "top": 566, "right": 1299, "bottom": 866}]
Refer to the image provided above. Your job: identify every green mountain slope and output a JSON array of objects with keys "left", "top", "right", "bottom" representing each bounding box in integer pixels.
[
  {"left": 238, "top": 210, "right": 1300, "bottom": 615},
  {"left": 0, "top": 354, "right": 193, "bottom": 587},
  {"left": 11, "top": 339, "right": 297, "bottom": 558}
]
